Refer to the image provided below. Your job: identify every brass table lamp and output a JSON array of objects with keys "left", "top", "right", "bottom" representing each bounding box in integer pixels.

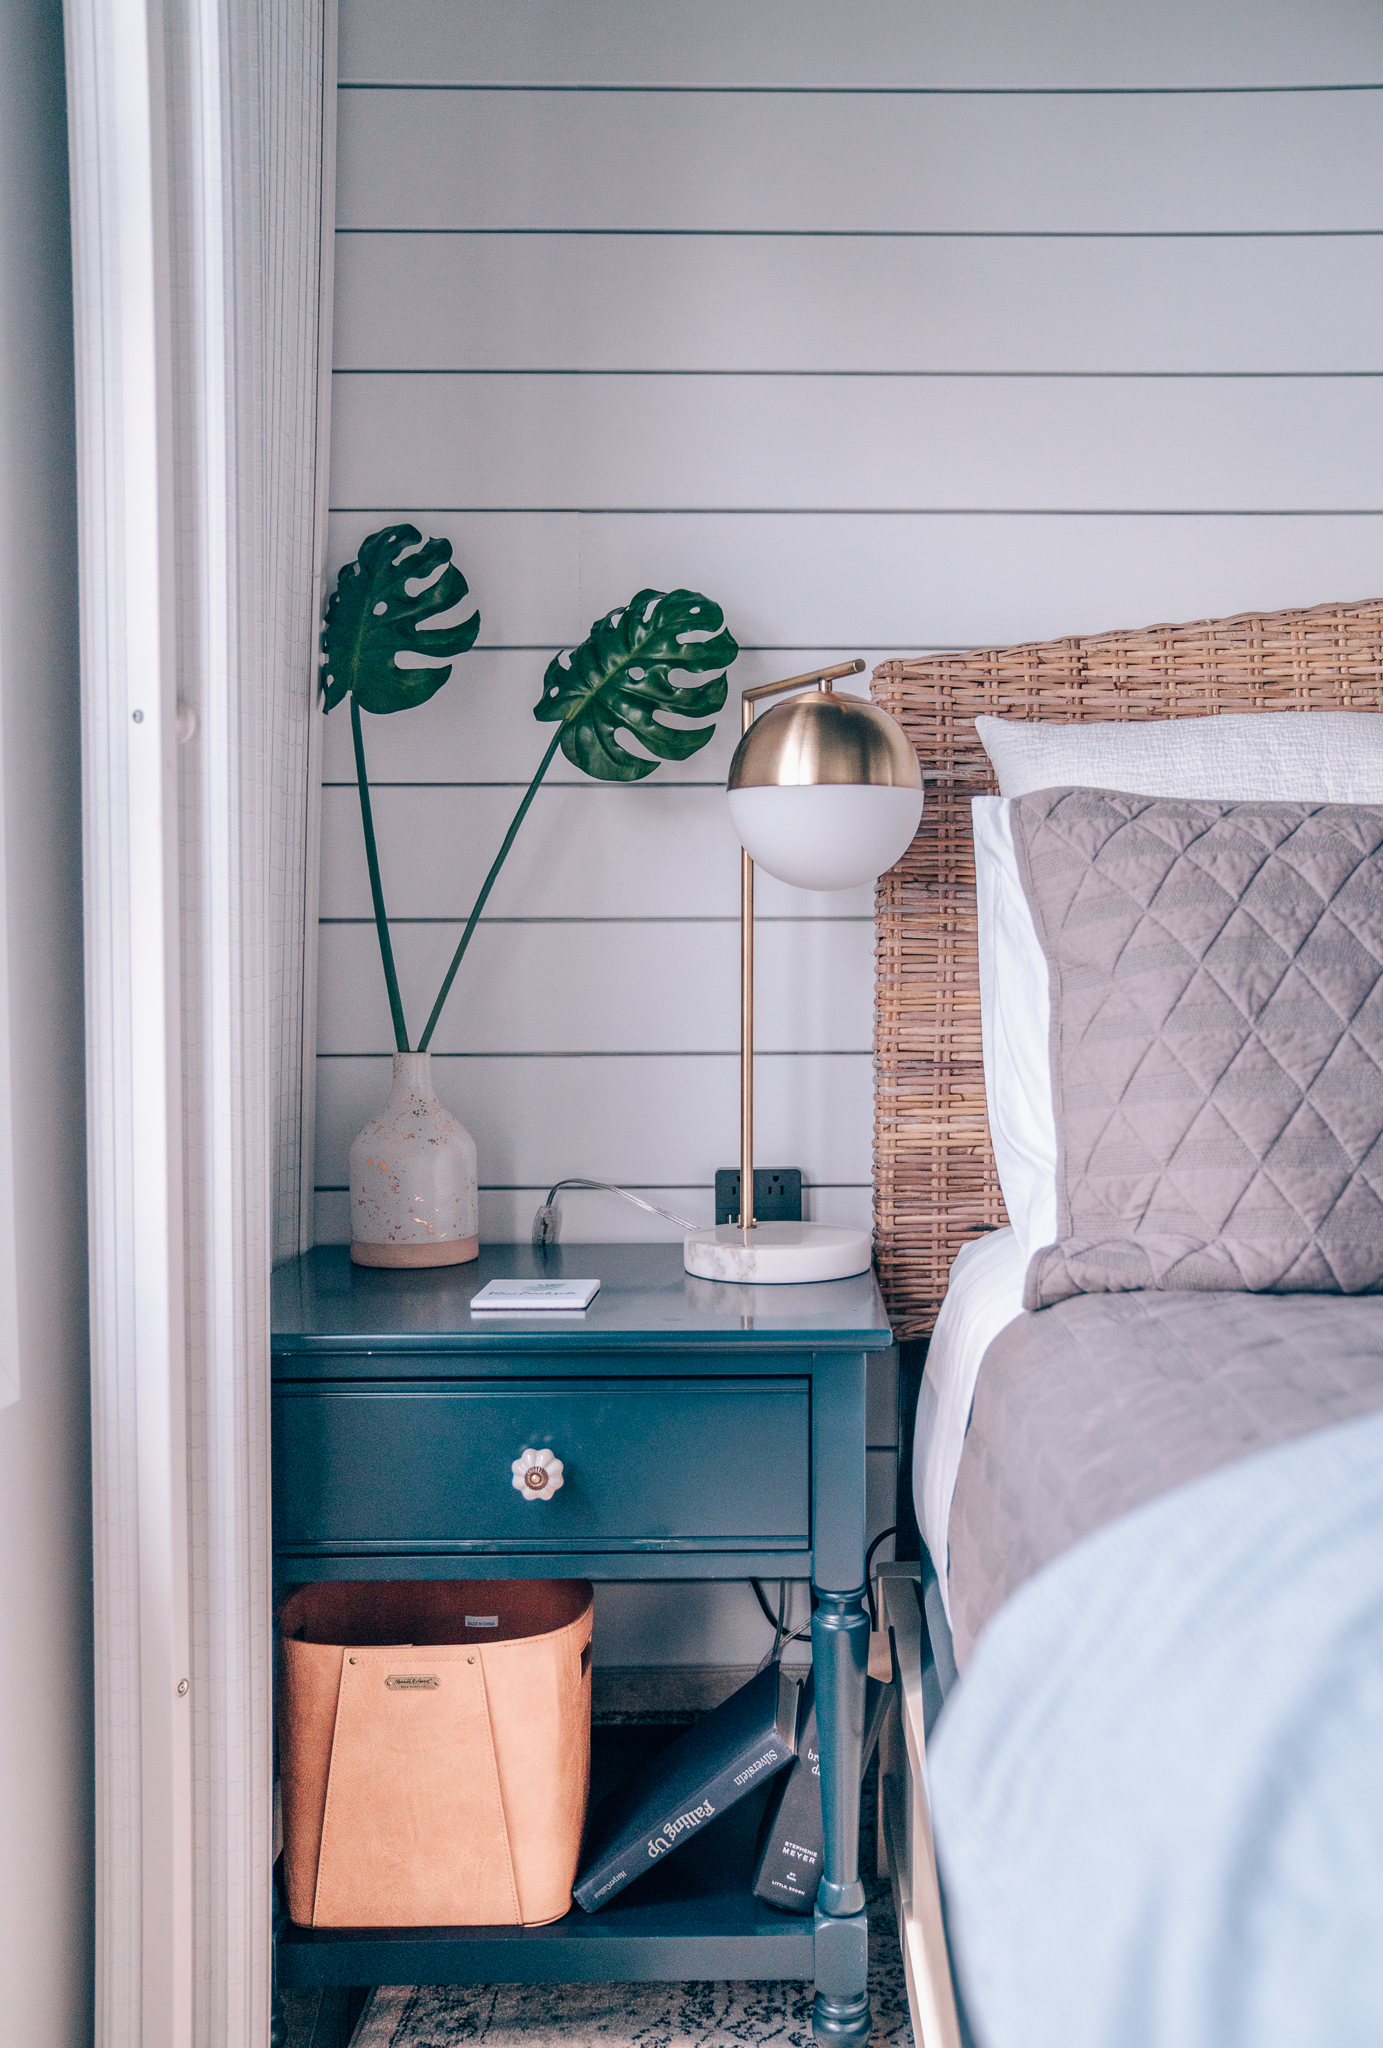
[{"left": 683, "top": 660, "right": 923, "bottom": 1284}]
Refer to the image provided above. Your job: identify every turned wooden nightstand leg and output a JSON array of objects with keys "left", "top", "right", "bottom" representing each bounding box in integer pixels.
[{"left": 812, "top": 1582, "right": 872, "bottom": 2048}]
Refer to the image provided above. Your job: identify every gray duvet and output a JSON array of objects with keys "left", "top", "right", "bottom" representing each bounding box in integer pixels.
[{"left": 947, "top": 1286, "right": 1383, "bottom": 1665}]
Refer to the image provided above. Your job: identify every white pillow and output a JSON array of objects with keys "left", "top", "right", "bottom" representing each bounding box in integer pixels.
[
  {"left": 975, "top": 709, "right": 1383, "bottom": 802},
  {"left": 973, "top": 797, "right": 1055, "bottom": 1260},
  {"left": 971, "top": 711, "right": 1383, "bottom": 1260}
]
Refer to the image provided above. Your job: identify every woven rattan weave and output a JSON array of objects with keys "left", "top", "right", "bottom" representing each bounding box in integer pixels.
[{"left": 871, "top": 597, "right": 1383, "bottom": 1340}]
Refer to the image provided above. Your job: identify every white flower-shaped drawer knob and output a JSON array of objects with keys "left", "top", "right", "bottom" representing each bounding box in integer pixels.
[{"left": 511, "top": 1447, "right": 564, "bottom": 1501}]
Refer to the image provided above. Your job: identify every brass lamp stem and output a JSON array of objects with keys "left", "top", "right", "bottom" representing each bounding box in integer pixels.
[
  {"left": 735, "top": 659, "right": 864, "bottom": 1230},
  {"left": 740, "top": 839, "right": 754, "bottom": 1230}
]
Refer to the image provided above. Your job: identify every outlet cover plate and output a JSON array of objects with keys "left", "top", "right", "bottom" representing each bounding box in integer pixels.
[{"left": 714, "top": 1167, "right": 804, "bottom": 1225}]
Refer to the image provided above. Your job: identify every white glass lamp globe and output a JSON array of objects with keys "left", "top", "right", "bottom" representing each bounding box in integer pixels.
[
  {"left": 725, "top": 691, "right": 923, "bottom": 889},
  {"left": 727, "top": 784, "right": 923, "bottom": 890}
]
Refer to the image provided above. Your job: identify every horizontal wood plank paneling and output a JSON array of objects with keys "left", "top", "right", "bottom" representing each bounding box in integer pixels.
[
  {"left": 867, "top": 1349, "right": 899, "bottom": 1448},
  {"left": 326, "top": 509, "right": 1383, "bottom": 651},
  {"left": 318, "top": 649, "right": 913, "bottom": 787},
  {"left": 336, "top": 89, "right": 1383, "bottom": 233},
  {"left": 319, "top": 1, "right": 1383, "bottom": 1670},
  {"left": 317, "top": 918, "right": 873, "bottom": 1056},
  {"left": 313, "top": 1048, "right": 874, "bottom": 1188},
  {"left": 330, "top": 370, "right": 1381, "bottom": 510},
  {"left": 313, "top": 1182, "right": 872, "bottom": 1248},
  {"left": 334, "top": 233, "right": 1383, "bottom": 374},
  {"left": 588, "top": 1584, "right": 791, "bottom": 1672},
  {"left": 338, "top": 1, "right": 1383, "bottom": 91},
  {"left": 866, "top": 1451, "right": 899, "bottom": 1558},
  {"left": 317, "top": 783, "right": 876, "bottom": 922}
]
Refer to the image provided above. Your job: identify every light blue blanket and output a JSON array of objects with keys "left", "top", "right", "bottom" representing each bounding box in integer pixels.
[{"left": 929, "top": 1408, "right": 1383, "bottom": 2048}]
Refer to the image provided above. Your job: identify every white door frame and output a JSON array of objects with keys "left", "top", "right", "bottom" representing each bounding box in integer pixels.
[
  {"left": 65, "top": 0, "right": 193, "bottom": 2035},
  {"left": 63, "top": 0, "right": 333, "bottom": 2039}
]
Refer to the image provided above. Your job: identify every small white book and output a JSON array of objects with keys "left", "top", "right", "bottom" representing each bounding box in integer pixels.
[{"left": 470, "top": 1276, "right": 601, "bottom": 1312}]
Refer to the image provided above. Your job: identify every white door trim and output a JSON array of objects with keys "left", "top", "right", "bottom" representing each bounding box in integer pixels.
[
  {"left": 64, "top": 0, "right": 193, "bottom": 2038},
  {"left": 64, "top": 0, "right": 332, "bottom": 2039}
]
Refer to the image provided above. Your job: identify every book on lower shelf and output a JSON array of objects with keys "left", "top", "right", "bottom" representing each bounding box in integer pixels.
[
  {"left": 573, "top": 1664, "right": 798, "bottom": 1913},
  {"left": 750, "top": 1672, "right": 893, "bottom": 1914}
]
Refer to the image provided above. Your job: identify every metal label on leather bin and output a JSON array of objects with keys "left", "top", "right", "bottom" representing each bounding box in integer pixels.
[{"left": 385, "top": 1673, "right": 441, "bottom": 1690}]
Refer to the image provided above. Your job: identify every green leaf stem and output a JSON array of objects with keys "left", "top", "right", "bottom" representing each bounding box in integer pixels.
[
  {"left": 322, "top": 526, "right": 482, "bottom": 1052},
  {"left": 350, "top": 699, "right": 411, "bottom": 1053},
  {"left": 417, "top": 589, "right": 737, "bottom": 1046}
]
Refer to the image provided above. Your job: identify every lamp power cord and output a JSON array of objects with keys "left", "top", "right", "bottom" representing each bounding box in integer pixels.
[
  {"left": 532, "top": 1178, "right": 699, "bottom": 1245},
  {"left": 752, "top": 1526, "right": 897, "bottom": 1672}
]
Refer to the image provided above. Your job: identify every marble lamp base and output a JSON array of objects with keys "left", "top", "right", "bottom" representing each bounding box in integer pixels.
[{"left": 682, "top": 1220, "right": 872, "bottom": 1284}]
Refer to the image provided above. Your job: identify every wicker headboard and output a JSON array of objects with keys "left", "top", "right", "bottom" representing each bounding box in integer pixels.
[{"left": 870, "top": 597, "right": 1383, "bottom": 1340}]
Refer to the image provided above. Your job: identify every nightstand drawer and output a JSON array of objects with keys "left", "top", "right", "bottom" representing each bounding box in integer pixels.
[{"left": 273, "top": 1377, "right": 809, "bottom": 1553}]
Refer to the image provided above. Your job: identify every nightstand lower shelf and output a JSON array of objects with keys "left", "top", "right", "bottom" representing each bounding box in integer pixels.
[{"left": 277, "top": 1727, "right": 817, "bottom": 1988}]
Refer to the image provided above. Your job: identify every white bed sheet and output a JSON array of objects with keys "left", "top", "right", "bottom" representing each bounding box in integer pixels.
[{"left": 913, "top": 1226, "right": 1028, "bottom": 1626}]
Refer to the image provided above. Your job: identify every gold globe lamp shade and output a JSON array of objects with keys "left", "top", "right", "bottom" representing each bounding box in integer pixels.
[{"left": 683, "top": 662, "right": 923, "bottom": 1286}]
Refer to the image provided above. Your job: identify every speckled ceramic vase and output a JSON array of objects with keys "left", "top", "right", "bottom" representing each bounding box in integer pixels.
[{"left": 349, "top": 1051, "right": 479, "bottom": 1267}]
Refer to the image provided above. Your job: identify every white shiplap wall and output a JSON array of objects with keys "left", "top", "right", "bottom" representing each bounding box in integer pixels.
[{"left": 318, "top": 1, "right": 1382, "bottom": 1661}]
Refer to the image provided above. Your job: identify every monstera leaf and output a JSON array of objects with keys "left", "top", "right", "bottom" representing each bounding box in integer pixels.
[
  {"left": 322, "top": 525, "right": 480, "bottom": 716},
  {"left": 533, "top": 588, "right": 736, "bottom": 780}
]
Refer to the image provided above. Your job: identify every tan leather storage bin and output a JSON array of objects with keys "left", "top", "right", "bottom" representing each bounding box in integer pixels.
[{"left": 278, "top": 1579, "right": 593, "bottom": 1928}]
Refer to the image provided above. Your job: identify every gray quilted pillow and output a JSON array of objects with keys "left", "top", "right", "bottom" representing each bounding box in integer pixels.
[{"left": 1011, "top": 788, "right": 1383, "bottom": 1309}]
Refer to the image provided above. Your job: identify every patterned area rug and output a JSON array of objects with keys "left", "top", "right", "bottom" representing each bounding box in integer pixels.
[{"left": 351, "top": 1874, "right": 912, "bottom": 2048}]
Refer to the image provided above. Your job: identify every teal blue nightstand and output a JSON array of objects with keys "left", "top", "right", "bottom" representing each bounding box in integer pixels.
[{"left": 271, "top": 1242, "right": 894, "bottom": 2047}]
